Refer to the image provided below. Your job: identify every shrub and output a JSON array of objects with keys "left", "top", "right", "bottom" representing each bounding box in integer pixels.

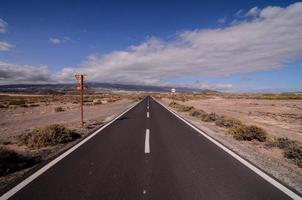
[
  {"left": 215, "top": 116, "right": 243, "bottom": 128},
  {"left": 228, "top": 125, "right": 267, "bottom": 142},
  {"left": 93, "top": 99, "right": 103, "bottom": 105},
  {"left": 0, "top": 104, "right": 7, "bottom": 108},
  {"left": 266, "top": 137, "right": 302, "bottom": 167},
  {"left": 189, "top": 109, "right": 208, "bottom": 119},
  {"left": 29, "top": 104, "right": 40, "bottom": 107},
  {"left": 168, "top": 102, "right": 193, "bottom": 112},
  {"left": 178, "top": 105, "right": 194, "bottom": 112},
  {"left": 21, "top": 124, "right": 81, "bottom": 148},
  {"left": 8, "top": 100, "right": 26, "bottom": 106},
  {"left": 202, "top": 112, "right": 219, "bottom": 122},
  {"left": 54, "top": 107, "right": 65, "bottom": 112},
  {"left": 169, "top": 102, "right": 178, "bottom": 108},
  {"left": 0, "top": 147, "right": 41, "bottom": 176},
  {"left": 190, "top": 109, "right": 204, "bottom": 117},
  {"left": 266, "top": 137, "right": 297, "bottom": 149},
  {"left": 284, "top": 143, "right": 302, "bottom": 167}
]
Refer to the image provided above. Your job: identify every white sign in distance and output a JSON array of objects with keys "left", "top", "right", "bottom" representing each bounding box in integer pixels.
[{"left": 171, "top": 88, "right": 176, "bottom": 93}]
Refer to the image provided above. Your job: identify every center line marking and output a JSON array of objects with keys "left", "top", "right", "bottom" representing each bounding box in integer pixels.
[
  {"left": 147, "top": 111, "right": 149, "bottom": 118},
  {"left": 145, "top": 129, "right": 150, "bottom": 154}
]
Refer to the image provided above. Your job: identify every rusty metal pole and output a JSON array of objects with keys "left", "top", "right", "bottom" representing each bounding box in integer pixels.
[{"left": 80, "top": 75, "right": 84, "bottom": 127}]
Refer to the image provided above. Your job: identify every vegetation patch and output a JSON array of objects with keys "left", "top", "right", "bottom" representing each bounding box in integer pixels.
[
  {"left": 189, "top": 109, "right": 208, "bottom": 119},
  {"left": 54, "top": 106, "right": 65, "bottom": 112},
  {"left": 228, "top": 125, "right": 267, "bottom": 142},
  {"left": 0, "top": 147, "right": 41, "bottom": 176},
  {"left": 20, "top": 124, "right": 81, "bottom": 148},
  {"left": 266, "top": 137, "right": 302, "bottom": 167},
  {"left": 284, "top": 144, "right": 302, "bottom": 167},
  {"left": 168, "top": 102, "right": 194, "bottom": 112},
  {"left": 8, "top": 100, "right": 27, "bottom": 106},
  {"left": 202, "top": 112, "right": 219, "bottom": 122},
  {"left": 215, "top": 116, "right": 243, "bottom": 128}
]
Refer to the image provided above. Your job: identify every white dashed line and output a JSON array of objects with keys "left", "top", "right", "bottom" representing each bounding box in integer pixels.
[
  {"left": 145, "top": 129, "right": 150, "bottom": 154},
  {"left": 147, "top": 112, "right": 150, "bottom": 118}
]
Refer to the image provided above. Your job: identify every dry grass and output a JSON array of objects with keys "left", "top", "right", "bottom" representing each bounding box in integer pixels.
[
  {"left": 266, "top": 138, "right": 302, "bottom": 167},
  {"left": 189, "top": 109, "right": 208, "bottom": 119},
  {"left": 228, "top": 125, "right": 267, "bottom": 142},
  {"left": 0, "top": 147, "right": 41, "bottom": 176},
  {"left": 215, "top": 116, "right": 243, "bottom": 128},
  {"left": 54, "top": 106, "right": 65, "bottom": 112},
  {"left": 169, "top": 102, "right": 194, "bottom": 112},
  {"left": 20, "top": 124, "right": 81, "bottom": 148},
  {"left": 8, "top": 100, "right": 27, "bottom": 106}
]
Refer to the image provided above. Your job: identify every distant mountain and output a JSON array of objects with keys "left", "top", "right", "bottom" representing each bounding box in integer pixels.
[{"left": 0, "top": 82, "right": 211, "bottom": 93}]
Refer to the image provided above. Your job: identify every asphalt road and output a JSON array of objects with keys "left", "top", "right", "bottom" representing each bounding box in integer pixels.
[{"left": 5, "top": 97, "right": 298, "bottom": 200}]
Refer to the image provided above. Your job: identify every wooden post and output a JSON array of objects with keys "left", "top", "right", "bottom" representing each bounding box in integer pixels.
[
  {"left": 80, "top": 75, "right": 84, "bottom": 127},
  {"left": 75, "top": 74, "right": 86, "bottom": 127}
]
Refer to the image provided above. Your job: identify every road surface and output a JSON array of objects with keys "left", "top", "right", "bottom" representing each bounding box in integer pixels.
[{"left": 3, "top": 97, "right": 299, "bottom": 200}]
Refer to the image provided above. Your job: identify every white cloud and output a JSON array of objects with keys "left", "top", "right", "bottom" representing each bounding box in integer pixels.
[
  {"left": 1, "top": 2, "right": 302, "bottom": 91},
  {"left": 178, "top": 81, "right": 232, "bottom": 91},
  {"left": 56, "top": 2, "right": 302, "bottom": 89},
  {"left": 246, "top": 7, "right": 260, "bottom": 17},
  {"left": 217, "top": 17, "right": 227, "bottom": 24},
  {"left": 0, "top": 41, "right": 14, "bottom": 51},
  {"left": 0, "top": 18, "right": 7, "bottom": 33},
  {"left": 49, "top": 37, "right": 61, "bottom": 44},
  {"left": 48, "top": 37, "right": 73, "bottom": 45},
  {"left": 0, "top": 61, "right": 53, "bottom": 84}
]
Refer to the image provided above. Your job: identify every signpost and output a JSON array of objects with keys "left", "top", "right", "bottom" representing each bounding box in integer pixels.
[
  {"left": 75, "top": 74, "right": 87, "bottom": 127},
  {"left": 171, "top": 88, "right": 176, "bottom": 103}
]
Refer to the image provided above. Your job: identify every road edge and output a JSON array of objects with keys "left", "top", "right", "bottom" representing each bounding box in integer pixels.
[
  {"left": 153, "top": 97, "right": 302, "bottom": 200},
  {"left": 0, "top": 100, "right": 141, "bottom": 200}
]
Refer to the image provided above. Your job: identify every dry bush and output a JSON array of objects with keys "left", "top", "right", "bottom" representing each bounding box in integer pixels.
[
  {"left": 20, "top": 124, "right": 81, "bottom": 148},
  {"left": 215, "top": 116, "right": 243, "bottom": 128},
  {"left": 266, "top": 137, "right": 297, "bottom": 149},
  {"left": 178, "top": 105, "right": 194, "bottom": 112},
  {"left": 54, "top": 106, "right": 65, "bottom": 112},
  {"left": 202, "top": 112, "right": 219, "bottom": 122},
  {"left": 93, "top": 99, "right": 103, "bottom": 105},
  {"left": 169, "top": 102, "right": 178, "bottom": 108},
  {"left": 0, "top": 147, "right": 41, "bottom": 176},
  {"left": 8, "top": 100, "right": 27, "bottom": 106},
  {"left": 284, "top": 144, "right": 302, "bottom": 167},
  {"left": 189, "top": 109, "right": 210, "bottom": 122},
  {"left": 228, "top": 125, "right": 267, "bottom": 142},
  {"left": 266, "top": 137, "right": 302, "bottom": 167},
  {"left": 168, "top": 102, "right": 193, "bottom": 112},
  {"left": 189, "top": 109, "right": 207, "bottom": 118},
  {"left": 29, "top": 104, "right": 40, "bottom": 107}
]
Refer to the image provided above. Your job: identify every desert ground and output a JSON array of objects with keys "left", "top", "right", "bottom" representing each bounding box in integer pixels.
[
  {"left": 0, "top": 92, "right": 141, "bottom": 192},
  {"left": 158, "top": 93, "right": 302, "bottom": 193},
  {"left": 1, "top": 91, "right": 302, "bottom": 194},
  {"left": 168, "top": 96, "right": 302, "bottom": 141}
]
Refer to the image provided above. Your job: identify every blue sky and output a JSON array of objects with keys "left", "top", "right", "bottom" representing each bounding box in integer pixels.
[{"left": 0, "top": 0, "right": 301, "bottom": 91}]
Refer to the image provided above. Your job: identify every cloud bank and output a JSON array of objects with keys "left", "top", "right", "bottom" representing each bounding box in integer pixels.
[
  {"left": 0, "top": 61, "right": 52, "bottom": 84},
  {"left": 58, "top": 2, "right": 302, "bottom": 88},
  {"left": 0, "top": 41, "right": 14, "bottom": 51},
  {"left": 0, "top": 18, "right": 7, "bottom": 33},
  {"left": 1, "top": 2, "right": 302, "bottom": 90}
]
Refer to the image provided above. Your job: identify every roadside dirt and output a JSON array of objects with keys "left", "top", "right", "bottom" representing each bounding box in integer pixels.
[
  {"left": 0, "top": 95, "right": 135, "bottom": 193},
  {"left": 0, "top": 98, "right": 134, "bottom": 142},
  {"left": 171, "top": 96, "right": 302, "bottom": 142}
]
